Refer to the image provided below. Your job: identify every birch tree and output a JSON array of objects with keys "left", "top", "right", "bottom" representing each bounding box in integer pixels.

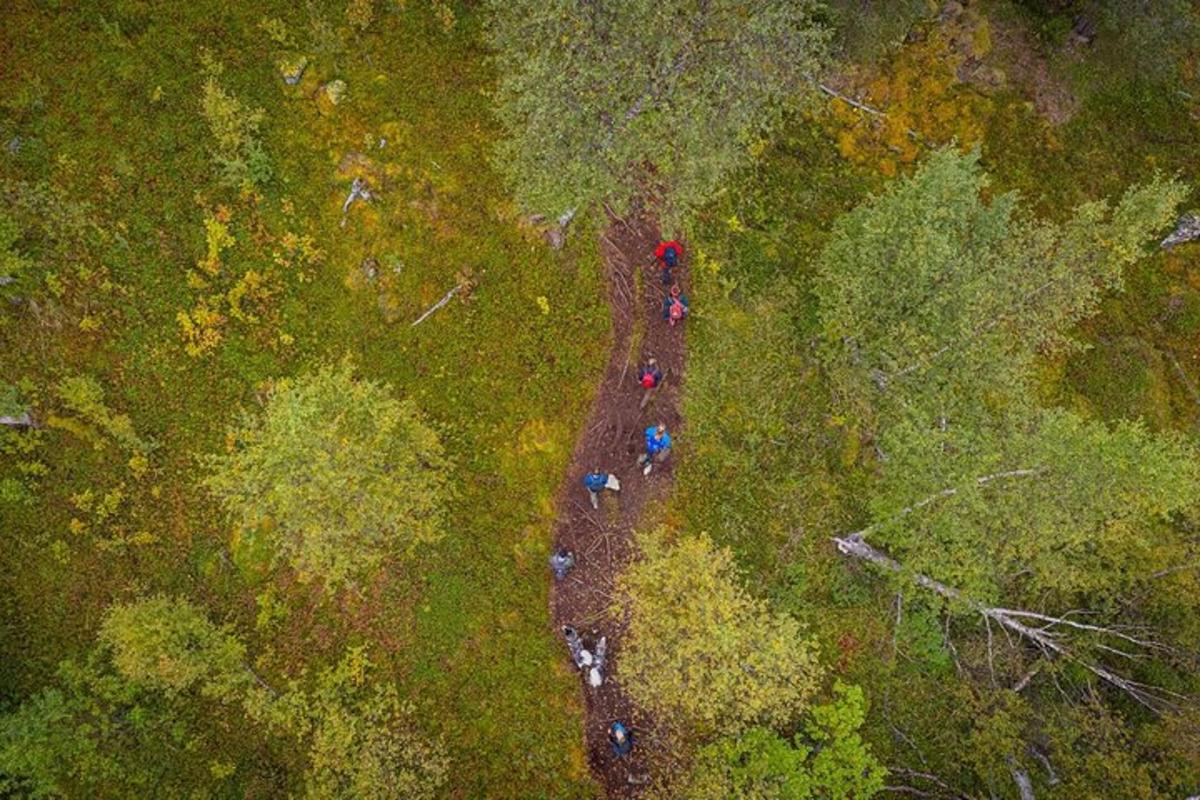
[
  {"left": 815, "top": 148, "right": 1199, "bottom": 795},
  {"left": 2, "top": 599, "right": 448, "bottom": 799},
  {"left": 0, "top": 655, "right": 220, "bottom": 798},
  {"left": 615, "top": 529, "right": 822, "bottom": 737},
  {"left": 815, "top": 148, "right": 1185, "bottom": 428},
  {"left": 204, "top": 361, "right": 450, "bottom": 592},
  {"left": 863, "top": 408, "right": 1200, "bottom": 605},
  {"left": 487, "top": 0, "right": 830, "bottom": 227}
]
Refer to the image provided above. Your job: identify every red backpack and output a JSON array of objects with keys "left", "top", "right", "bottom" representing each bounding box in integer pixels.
[{"left": 668, "top": 298, "right": 685, "bottom": 323}]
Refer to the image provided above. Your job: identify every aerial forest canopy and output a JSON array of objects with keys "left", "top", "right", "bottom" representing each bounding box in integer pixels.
[
  {"left": 2, "top": 1, "right": 1200, "bottom": 799},
  {"left": 816, "top": 150, "right": 1200, "bottom": 723}
]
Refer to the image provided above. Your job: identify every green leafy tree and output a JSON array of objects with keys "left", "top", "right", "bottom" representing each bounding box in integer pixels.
[
  {"left": 0, "top": 655, "right": 219, "bottom": 799},
  {"left": 814, "top": 147, "right": 1184, "bottom": 427},
  {"left": 204, "top": 361, "right": 451, "bottom": 592},
  {"left": 488, "top": 0, "right": 830, "bottom": 226},
  {"left": 615, "top": 529, "right": 822, "bottom": 736},
  {"left": 99, "top": 594, "right": 252, "bottom": 700},
  {"left": 667, "top": 683, "right": 885, "bottom": 800},
  {"left": 867, "top": 408, "right": 1200, "bottom": 604}
]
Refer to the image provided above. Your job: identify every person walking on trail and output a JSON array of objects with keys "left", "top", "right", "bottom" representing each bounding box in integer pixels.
[
  {"left": 638, "top": 358, "right": 663, "bottom": 391},
  {"left": 655, "top": 240, "right": 683, "bottom": 285},
  {"left": 662, "top": 284, "right": 689, "bottom": 327},
  {"left": 582, "top": 468, "right": 620, "bottom": 509},
  {"left": 588, "top": 636, "right": 607, "bottom": 688},
  {"left": 562, "top": 625, "right": 592, "bottom": 670},
  {"left": 548, "top": 548, "right": 575, "bottom": 581},
  {"left": 608, "top": 721, "right": 634, "bottom": 758},
  {"left": 637, "top": 424, "right": 672, "bottom": 475}
]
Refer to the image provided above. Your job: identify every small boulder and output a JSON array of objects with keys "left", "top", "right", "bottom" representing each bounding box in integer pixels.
[
  {"left": 323, "top": 79, "right": 347, "bottom": 105},
  {"left": 279, "top": 56, "right": 308, "bottom": 86}
]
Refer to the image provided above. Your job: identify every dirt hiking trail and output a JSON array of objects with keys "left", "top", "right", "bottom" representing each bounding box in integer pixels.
[
  {"left": 549, "top": 214, "right": 691, "bottom": 800},
  {"left": 549, "top": 213, "right": 687, "bottom": 797}
]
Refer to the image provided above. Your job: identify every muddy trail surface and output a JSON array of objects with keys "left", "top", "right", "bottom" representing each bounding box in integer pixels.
[{"left": 550, "top": 214, "right": 687, "bottom": 797}]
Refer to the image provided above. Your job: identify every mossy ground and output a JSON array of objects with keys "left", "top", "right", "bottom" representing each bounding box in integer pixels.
[{"left": 1, "top": 2, "right": 604, "bottom": 795}]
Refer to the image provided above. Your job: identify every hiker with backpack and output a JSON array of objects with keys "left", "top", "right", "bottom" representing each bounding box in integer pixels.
[
  {"left": 637, "top": 424, "right": 672, "bottom": 475},
  {"left": 662, "top": 284, "right": 689, "bottom": 327},
  {"left": 608, "top": 721, "right": 634, "bottom": 758},
  {"left": 548, "top": 548, "right": 576, "bottom": 581},
  {"left": 638, "top": 358, "right": 662, "bottom": 391},
  {"left": 655, "top": 239, "right": 683, "bottom": 285},
  {"left": 562, "top": 625, "right": 592, "bottom": 670},
  {"left": 583, "top": 468, "right": 620, "bottom": 509}
]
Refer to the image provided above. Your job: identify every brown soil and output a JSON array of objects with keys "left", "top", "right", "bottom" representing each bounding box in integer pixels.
[{"left": 549, "top": 213, "right": 687, "bottom": 798}]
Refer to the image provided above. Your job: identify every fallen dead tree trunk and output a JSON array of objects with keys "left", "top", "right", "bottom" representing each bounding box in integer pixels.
[
  {"left": 1161, "top": 213, "right": 1200, "bottom": 249},
  {"left": 832, "top": 533, "right": 1182, "bottom": 713},
  {"left": 0, "top": 410, "right": 33, "bottom": 427}
]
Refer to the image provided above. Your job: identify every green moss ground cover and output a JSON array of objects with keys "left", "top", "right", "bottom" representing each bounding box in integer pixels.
[{"left": 0, "top": 2, "right": 604, "bottom": 795}]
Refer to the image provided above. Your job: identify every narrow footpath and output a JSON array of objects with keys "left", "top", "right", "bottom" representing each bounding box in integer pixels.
[{"left": 549, "top": 213, "right": 687, "bottom": 797}]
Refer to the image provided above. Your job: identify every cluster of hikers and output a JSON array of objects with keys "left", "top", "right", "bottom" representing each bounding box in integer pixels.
[{"left": 549, "top": 239, "right": 687, "bottom": 762}]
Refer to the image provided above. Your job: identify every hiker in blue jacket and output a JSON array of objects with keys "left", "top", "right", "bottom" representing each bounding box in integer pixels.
[
  {"left": 637, "top": 424, "right": 672, "bottom": 475},
  {"left": 583, "top": 468, "right": 619, "bottom": 509},
  {"left": 608, "top": 721, "right": 634, "bottom": 758}
]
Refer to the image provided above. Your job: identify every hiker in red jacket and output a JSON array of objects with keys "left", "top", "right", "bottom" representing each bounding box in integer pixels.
[{"left": 655, "top": 240, "right": 682, "bottom": 285}]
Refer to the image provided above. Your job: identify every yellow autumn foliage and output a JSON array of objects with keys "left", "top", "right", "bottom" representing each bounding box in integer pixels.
[{"left": 818, "top": 30, "right": 993, "bottom": 176}]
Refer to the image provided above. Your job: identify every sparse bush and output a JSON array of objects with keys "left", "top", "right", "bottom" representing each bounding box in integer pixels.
[
  {"left": 201, "top": 67, "right": 272, "bottom": 190},
  {"left": 55, "top": 374, "right": 148, "bottom": 454}
]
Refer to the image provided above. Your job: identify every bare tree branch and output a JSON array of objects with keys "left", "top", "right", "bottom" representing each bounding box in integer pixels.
[
  {"left": 1007, "top": 757, "right": 1036, "bottom": 800},
  {"left": 1027, "top": 746, "right": 1059, "bottom": 786},
  {"left": 990, "top": 608, "right": 1174, "bottom": 654},
  {"left": 886, "top": 768, "right": 980, "bottom": 800},
  {"left": 833, "top": 535, "right": 1183, "bottom": 713},
  {"left": 410, "top": 285, "right": 461, "bottom": 327},
  {"left": 805, "top": 74, "right": 886, "bottom": 116},
  {"left": 1012, "top": 661, "right": 1042, "bottom": 693},
  {"left": 845, "top": 467, "right": 1044, "bottom": 543}
]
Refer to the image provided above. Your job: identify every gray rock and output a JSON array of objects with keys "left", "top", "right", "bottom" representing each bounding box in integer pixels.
[
  {"left": 1162, "top": 213, "right": 1200, "bottom": 249},
  {"left": 361, "top": 257, "right": 378, "bottom": 282},
  {"left": 280, "top": 56, "right": 308, "bottom": 85}
]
